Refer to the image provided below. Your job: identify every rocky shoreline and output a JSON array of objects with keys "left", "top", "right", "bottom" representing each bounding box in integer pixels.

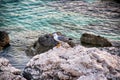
[
  {"left": 0, "top": 31, "right": 120, "bottom": 80},
  {"left": 23, "top": 44, "right": 120, "bottom": 80},
  {"left": 0, "top": 0, "right": 120, "bottom": 80}
]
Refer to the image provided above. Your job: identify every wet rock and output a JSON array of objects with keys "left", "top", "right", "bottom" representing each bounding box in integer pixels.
[
  {"left": 0, "top": 31, "right": 10, "bottom": 51},
  {"left": 26, "top": 32, "right": 75, "bottom": 56},
  {"left": 0, "top": 57, "right": 26, "bottom": 80},
  {"left": 80, "top": 33, "right": 112, "bottom": 47},
  {"left": 25, "top": 33, "right": 58, "bottom": 55},
  {"left": 23, "top": 44, "right": 120, "bottom": 80}
]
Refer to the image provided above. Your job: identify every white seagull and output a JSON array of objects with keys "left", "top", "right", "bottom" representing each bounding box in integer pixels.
[{"left": 52, "top": 32, "right": 72, "bottom": 47}]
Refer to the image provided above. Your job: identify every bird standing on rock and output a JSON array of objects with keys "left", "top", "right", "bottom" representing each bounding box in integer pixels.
[{"left": 52, "top": 32, "right": 72, "bottom": 48}]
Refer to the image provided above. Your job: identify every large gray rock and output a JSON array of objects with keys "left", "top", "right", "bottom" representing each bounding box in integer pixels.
[
  {"left": 0, "top": 57, "right": 26, "bottom": 80},
  {"left": 80, "top": 33, "right": 112, "bottom": 47},
  {"left": 23, "top": 44, "right": 120, "bottom": 80}
]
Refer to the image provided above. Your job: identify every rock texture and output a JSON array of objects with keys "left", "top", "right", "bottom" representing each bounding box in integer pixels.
[
  {"left": 0, "top": 72, "right": 26, "bottom": 80},
  {"left": 23, "top": 44, "right": 120, "bottom": 80},
  {"left": 0, "top": 31, "right": 10, "bottom": 51},
  {"left": 80, "top": 33, "right": 112, "bottom": 47},
  {"left": 26, "top": 32, "right": 75, "bottom": 56},
  {"left": 0, "top": 57, "right": 26, "bottom": 80},
  {"left": 99, "top": 47, "right": 120, "bottom": 56}
]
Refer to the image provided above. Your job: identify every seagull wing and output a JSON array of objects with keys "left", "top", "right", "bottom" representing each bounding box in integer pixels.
[{"left": 58, "top": 36, "right": 69, "bottom": 42}]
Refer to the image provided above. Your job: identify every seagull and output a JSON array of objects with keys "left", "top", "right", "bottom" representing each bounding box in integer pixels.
[{"left": 52, "top": 32, "right": 72, "bottom": 48}]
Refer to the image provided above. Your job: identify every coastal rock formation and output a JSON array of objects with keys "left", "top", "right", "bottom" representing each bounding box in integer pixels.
[
  {"left": 0, "top": 31, "right": 10, "bottom": 51},
  {"left": 26, "top": 32, "right": 75, "bottom": 56},
  {"left": 0, "top": 57, "right": 26, "bottom": 80},
  {"left": 23, "top": 44, "right": 120, "bottom": 80},
  {"left": 80, "top": 33, "right": 112, "bottom": 47},
  {"left": 0, "top": 72, "right": 26, "bottom": 80}
]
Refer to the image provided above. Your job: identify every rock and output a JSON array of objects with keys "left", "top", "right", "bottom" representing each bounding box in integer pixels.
[
  {"left": 80, "top": 33, "right": 112, "bottom": 47},
  {"left": 25, "top": 33, "right": 58, "bottom": 55},
  {"left": 114, "top": 0, "right": 120, "bottom": 3},
  {"left": 26, "top": 32, "right": 75, "bottom": 56},
  {"left": 102, "top": 0, "right": 120, "bottom": 3},
  {"left": 0, "top": 72, "right": 26, "bottom": 80},
  {"left": 99, "top": 47, "right": 120, "bottom": 56},
  {"left": 0, "top": 57, "right": 21, "bottom": 74},
  {"left": 0, "top": 57, "right": 26, "bottom": 80},
  {"left": 23, "top": 44, "right": 120, "bottom": 80},
  {"left": 0, "top": 31, "right": 10, "bottom": 51}
]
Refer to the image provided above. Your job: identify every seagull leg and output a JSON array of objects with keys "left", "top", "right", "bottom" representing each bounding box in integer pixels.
[{"left": 56, "top": 42, "right": 61, "bottom": 48}]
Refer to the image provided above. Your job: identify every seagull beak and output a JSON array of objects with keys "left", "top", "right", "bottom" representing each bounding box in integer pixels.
[{"left": 49, "top": 33, "right": 53, "bottom": 36}]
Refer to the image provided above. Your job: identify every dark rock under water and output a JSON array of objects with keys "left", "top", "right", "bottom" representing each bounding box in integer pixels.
[
  {"left": 0, "top": 31, "right": 10, "bottom": 51},
  {"left": 80, "top": 33, "right": 112, "bottom": 47}
]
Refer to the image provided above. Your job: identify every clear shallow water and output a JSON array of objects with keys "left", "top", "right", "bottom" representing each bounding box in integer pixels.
[{"left": 0, "top": 0, "right": 120, "bottom": 69}]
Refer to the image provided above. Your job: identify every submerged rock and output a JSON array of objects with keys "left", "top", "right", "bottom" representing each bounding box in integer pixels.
[
  {"left": 26, "top": 32, "right": 75, "bottom": 56},
  {"left": 80, "top": 33, "right": 112, "bottom": 47},
  {"left": 23, "top": 44, "right": 120, "bottom": 80},
  {"left": 0, "top": 31, "right": 10, "bottom": 51},
  {"left": 0, "top": 57, "right": 26, "bottom": 80}
]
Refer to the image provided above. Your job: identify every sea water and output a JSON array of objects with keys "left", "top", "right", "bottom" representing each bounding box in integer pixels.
[{"left": 0, "top": 0, "right": 120, "bottom": 69}]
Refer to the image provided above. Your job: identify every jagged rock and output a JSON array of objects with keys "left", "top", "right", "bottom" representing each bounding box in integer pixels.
[
  {"left": 80, "top": 33, "right": 112, "bottom": 47},
  {"left": 99, "top": 47, "right": 120, "bottom": 56},
  {"left": 0, "top": 31, "right": 10, "bottom": 51},
  {"left": 0, "top": 72, "right": 26, "bottom": 80},
  {"left": 0, "top": 57, "right": 20, "bottom": 74},
  {"left": 0, "top": 57, "right": 26, "bottom": 80},
  {"left": 26, "top": 32, "right": 75, "bottom": 56},
  {"left": 23, "top": 44, "right": 120, "bottom": 80}
]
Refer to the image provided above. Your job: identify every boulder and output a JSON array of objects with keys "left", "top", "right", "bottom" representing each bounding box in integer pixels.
[
  {"left": 26, "top": 32, "right": 75, "bottom": 56},
  {"left": 80, "top": 33, "right": 112, "bottom": 47},
  {"left": 23, "top": 44, "right": 120, "bottom": 80},
  {"left": 0, "top": 57, "right": 26, "bottom": 80},
  {"left": 25, "top": 33, "right": 58, "bottom": 56},
  {"left": 0, "top": 31, "right": 10, "bottom": 51}
]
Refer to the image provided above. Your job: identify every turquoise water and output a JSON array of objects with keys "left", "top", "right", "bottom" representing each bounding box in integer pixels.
[
  {"left": 0, "top": 0, "right": 120, "bottom": 69},
  {"left": 1, "top": 0, "right": 119, "bottom": 40}
]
